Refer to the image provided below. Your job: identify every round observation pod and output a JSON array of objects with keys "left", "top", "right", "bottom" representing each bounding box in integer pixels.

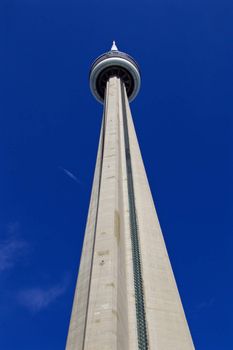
[{"left": 90, "top": 42, "right": 141, "bottom": 104}]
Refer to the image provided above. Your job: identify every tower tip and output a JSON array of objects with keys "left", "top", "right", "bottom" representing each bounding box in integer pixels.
[{"left": 111, "top": 41, "right": 118, "bottom": 51}]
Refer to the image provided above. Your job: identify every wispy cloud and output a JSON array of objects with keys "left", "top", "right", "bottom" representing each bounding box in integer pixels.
[
  {"left": 0, "top": 222, "right": 29, "bottom": 272},
  {"left": 17, "top": 280, "right": 68, "bottom": 312},
  {"left": 196, "top": 297, "right": 215, "bottom": 311},
  {"left": 7, "top": 221, "right": 20, "bottom": 235},
  {"left": 59, "top": 166, "right": 81, "bottom": 184}
]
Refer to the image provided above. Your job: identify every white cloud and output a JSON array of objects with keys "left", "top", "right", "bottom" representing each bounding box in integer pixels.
[
  {"left": 18, "top": 281, "right": 68, "bottom": 312},
  {"left": 0, "top": 222, "right": 29, "bottom": 272}
]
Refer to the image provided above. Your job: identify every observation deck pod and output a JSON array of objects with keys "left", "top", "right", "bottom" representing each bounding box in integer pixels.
[{"left": 89, "top": 42, "right": 141, "bottom": 104}]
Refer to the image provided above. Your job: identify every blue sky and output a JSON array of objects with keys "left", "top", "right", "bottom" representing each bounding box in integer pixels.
[{"left": 1, "top": 0, "right": 233, "bottom": 348}]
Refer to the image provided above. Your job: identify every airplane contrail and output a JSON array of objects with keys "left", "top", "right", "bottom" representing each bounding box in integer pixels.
[{"left": 59, "top": 167, "right": 81, "bottom": 184}]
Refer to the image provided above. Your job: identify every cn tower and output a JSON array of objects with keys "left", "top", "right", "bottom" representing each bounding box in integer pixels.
[{"left": 66, "top": 42, "right": 195, "bottom": 350}]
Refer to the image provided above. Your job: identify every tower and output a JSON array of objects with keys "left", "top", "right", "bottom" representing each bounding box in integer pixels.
[{"left": 66, "top": 43, "right": 195, "bottom": 350}]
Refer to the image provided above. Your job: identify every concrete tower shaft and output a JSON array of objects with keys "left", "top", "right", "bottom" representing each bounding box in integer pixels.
[{"left": 66, "top": 46, "right": 195, "bottom": 350}]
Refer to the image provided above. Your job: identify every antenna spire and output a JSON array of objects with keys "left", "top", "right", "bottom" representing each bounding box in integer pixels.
[{"left": 111, "top": 41, "right": 118, "bottom": 51}]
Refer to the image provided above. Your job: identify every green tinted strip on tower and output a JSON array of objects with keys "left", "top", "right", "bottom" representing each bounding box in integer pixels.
[{"left": 121, "top": 82, "right": 149, "bottom": 350}]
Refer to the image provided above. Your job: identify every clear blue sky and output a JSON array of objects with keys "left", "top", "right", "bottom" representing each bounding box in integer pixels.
[{"left": 1, "top": 0, "right": 233, "bottom": 348}]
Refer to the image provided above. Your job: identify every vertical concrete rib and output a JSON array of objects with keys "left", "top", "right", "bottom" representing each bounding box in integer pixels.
[
  {"left": 81, "top": 87, "right": 107, "bottom": 350},
  {"left": 123, "top": 85, "right": 195, "bottom": 349},
  {"left": 65, "top": 120, "right": 104, "bottom": 350},
  {"left": 66, "top": 77, "right": 137, "bottom": 350}
]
